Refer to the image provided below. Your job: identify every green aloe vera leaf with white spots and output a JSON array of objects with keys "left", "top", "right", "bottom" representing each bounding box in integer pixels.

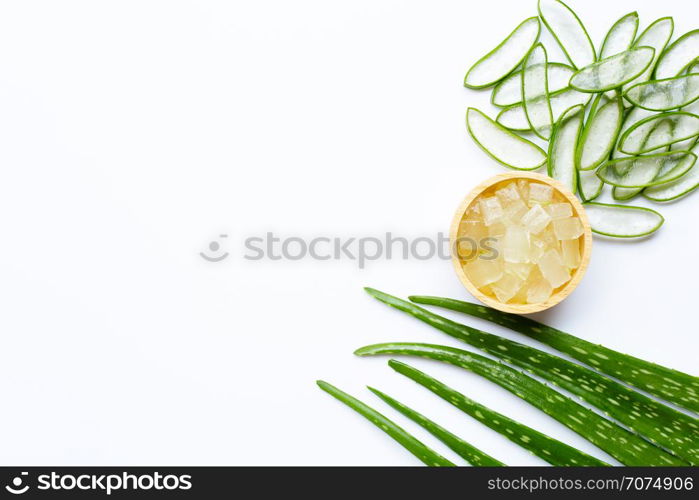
[
  {"left": 355, "top": 342, "right": 688, "bottom": 466},
  {"left": 577, "top": 97, "right": 624, "bottom": 171},
  {"left": 364, "top": 289, "right": 699, "bottom": 464},
  {"left": 645, "top": 141, "right": 699, "bottom": 201},
  {"left": 367, "top": 386, "right": 504, "bottom": 466},
  {"left": 597, "top": 151, "right": 697, "bottom": 188},
  {"left": 386, "top": 360, "right": 608, "bottom": 466},
  {"left": 600, "top": 12, "right": 639, "bottom": 59},
  {"left": 522, "top": 44, "right": 554, "bottom": 140},
  {"left": 408, "top": 295, "right": 699, "bottom": 413},
  {"left": 619, "top": 112, "right": 699, "bottom": 155},
  {"left": 578, "top": 168, "right": 603, "bottom": 201},
  {"left": 586, "top": 202, "right": 664, "bottom": 238},
  {"left": 570, "top": 47, "right": 655, "bottom": 93},
  {"left": 464, "top": 17, "right": 541, "bottom": 89},
  {"left": 612, "top": 185, "right": 643, "bottom": 201},
  {"left": 624, "top": 74, "right": 699, "bottom": 111},
  {"left": 497, "top": 88, "right": 590, "bottom": 131},
  {"left": 622, "top": 17, "right": 674, "bottom": 94},
  {"left": 538, "top": 0, "right": 595, "bottom": 69},
  {"left": 655, "top": 29, "right": 699, "bottom": 80},
  {"left": 547, "top": 104, "right": 583, "bottom": 193},
  {"left": 466, "top": 108, "right": 546, "bottom": 170},
  {"left": 316, "top": 381, "right": 455, "bottom": 466},
  {"left": 491, "top": 63, "right": 574, "bottom": 107}
]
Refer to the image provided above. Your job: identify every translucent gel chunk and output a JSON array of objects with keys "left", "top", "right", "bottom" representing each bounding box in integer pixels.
[
  {"left": 521, "top": 204, "right": 551, "bottom": 234},
  {"left": 459, "top": 220, "right": 487, "bottom": 241},
  {"left": 553, "top": 217, "right": 584, "bottom": 240},
  {"left": 496, "top": 182, "right": 522, "bottom": 204},
  {"left": 561, "top": 238, "right": 581, "bottom": 269},
  {"left": 464, "top": 258, "right": 503, "bottom": 288},
  {"left": 546, "top": 202, "right": 573, "bottom": 219},
  {"left": 503, "top": 226, "right": 530, "bottom": 263},
  {"left": 527, "top": 275, "right": 554, "bottom": 303},
  {"left": 528, "top": 183, "right": 553, "bottom": 205},
  {"left": 503, "top": 199, "right": 528, "bottom": 222},
  {"left": 488, "top": 222, "right": 506, "bottom": 238},
  {"left": 479, "top": 196, "right": 504, "bottom": 226},
  {"left": 516, "top": 179, "right": 530, "bottom": 201},
  {"left": 490, "top": 272, "right": 523, "bottom": 303},
  {"left": 538, "top": 248, "right": 570, "bottom": 288},
  {"left": 506, "top": 262, "right": 533, "bottom": 280}
]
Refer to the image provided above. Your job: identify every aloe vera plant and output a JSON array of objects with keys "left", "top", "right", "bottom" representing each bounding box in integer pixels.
[
  {"left": 364, "top": 289, "right": 699, "bottom": 464},
  {"left": 356, "top": 342, "right": 687, "bottom": 466},
  {"left": 317, "top": 381, "right": 455, "bottom": 466},
  {"left": 367, "top": 387, "right": 504, "bottom": 466},
  {"left": 408, "top": 294, "right": 699, "bottom": 414},
  {"left": 385, "top": 360, "right": 608, "bottom": 466}
]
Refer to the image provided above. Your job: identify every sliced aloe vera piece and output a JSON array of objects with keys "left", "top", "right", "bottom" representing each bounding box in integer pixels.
[
  {"left": 597, "top": 151, "right": 697, "bottom": 188},
  {"left": 625, "top": 74, "right": 699, "bottom": 111},
  {"left": 491, "top": 63, "right": 574, "bottom": 107},
  {"left": 464, "top": 17, "right": 541, "bottom": 89},
  {"left": 538, "top": 0, "right": 595, "bottom": 69},
  {"left": 577, "top": 97, "right": 623, "bottom": 171},
  {"left": 584, "top": 202, "right": 664, "bottom": 238},
  {"left": 316, "top": 381, "right": 455, "bottom": 466},
  {"left": 522, "top": 44, "right": 553, "bottom": 140},
  {"left": 547, "top": 104, "right": 583, "bottom": 193},
  {"left": 497, "top": 88, "right": 590, "bottom": 131},
  {"left": 570, "top": 47, "right": 655, "bottom": 93},
  {"left": 619, "top": 112, "right": 699, "bottom": 154},
  {"left": 386, "top": 361, "right": 608, "bottom": 466},
  {"left": 600, "top": 12, "right": 639, "bottom": 59},
  {"left": 645, "top": 142, "right": 699, "bottom": 201},
  {"left": 466, "top": 108, "right": 546, "bottom": 170},
  {"left": 367, "top": 387, "right": 504, "bottom": 466},
  {"left": 356, "top": 343, "right": 686, "bottom": 466},
  {"left": 612, "top": 186, "right": 642, "bottom": 201},
  {"left": 407, "top": 295, "right": 699, "bottom": 414},
  {"left": 365, "top": 289, "right": 699, "bottom": 464},
  {"left": 655, "top": 29, "right": 699, "bottom": 79},
  {"left": 578, "top": 169, "right": 603, "bottom": 201},
  {"left": 623, "top": 17, "right": 674, "bottom": 92}
]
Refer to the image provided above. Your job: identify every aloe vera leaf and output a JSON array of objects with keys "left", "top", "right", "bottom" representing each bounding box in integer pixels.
[
  {"left": 597, "top": 151, "right": 697, "bottom": 188},
  {"left": 577, "top": 97, "right": 624, "bottom": 171},
  {"left": 655, "top": 29, "right": 699, "bottom": 80},
  {"left": 645, "top": 141, "right": 699, "bottom": 201},
  {"left": 623, "top": 17, "right": 674, "bottom": 93},
  {"left": 522, "top": 44, "right": 553, "bottom": 140},
  {"left": 625, "top": 74, "right": 699, "bottom": 111},
  {"left": 386, "top": 360, "right": 609, "bottom": 466},
  {"left": 367, "top": 387, "right": 504, "bottom": 466},
  {"left": 491, "top": 63, "right": 574, "bottom": 107},
  {"left": 355, "top": 343, "right": 687, "bottom": 466},
  {"left": 497, "top": 88, "right": 590, "bottom": 131},
  {"left": 578, "top": 169, "right": 603, "bottom": 202},
  {"left": 408, "top": 295, "right": 699, "bottom": 414},
  {"left": 585, "top": 202, "right": 664, "bottom": 238},
  {"left": 316, "top": 380, "right": 455, "bottom": 466},
  {"left": 612, "top": 186, "right": 642, "bottom": 201},
  {"left": 547, "top": 104, "right": 583, "bottom": 193},
  {"left": 619, "top": 112, "right": 699, "bottom": 154},
  {"left": 538, "top": 0, "right": 595, "bottom": 69},
  {"left": 600, "top": 12, "right": 639, "bottom": 59},
  {"left": 464, "top": 17, "right": 541, "bottom": 89},
  {"left": 466, "top": 108, "right": 546, "bottom": 170},
  {"left": 364, "top": 289, "right": 699, "bottom": 463},
  {"left": 570, "top": 47, "right": 655, "bottom": 93},
  {"left": 409, "top": 294, "right": 699, "bottom": 415}
]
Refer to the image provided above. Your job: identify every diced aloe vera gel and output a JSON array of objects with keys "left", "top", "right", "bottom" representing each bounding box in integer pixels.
[{"left": 458, "top": 179, "right": 583, "bottom": 305}]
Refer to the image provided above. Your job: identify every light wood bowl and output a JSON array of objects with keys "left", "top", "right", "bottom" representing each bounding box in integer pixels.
[{"left": 450, "top": 172, "right": 592, "bottom": 314}]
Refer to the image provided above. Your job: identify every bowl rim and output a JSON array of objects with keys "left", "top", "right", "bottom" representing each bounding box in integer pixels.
[{"left": 450, "top": 171, "right": 592, "bottom": 314}]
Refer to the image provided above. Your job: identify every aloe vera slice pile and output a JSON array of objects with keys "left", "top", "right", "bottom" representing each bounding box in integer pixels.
[{"left": 462, "top": 0, "right": 699, "bottom": 239}]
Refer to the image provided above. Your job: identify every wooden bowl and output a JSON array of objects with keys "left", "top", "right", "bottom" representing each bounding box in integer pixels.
[{"left": 450, "top": 172, "right": 592, "bottom": 314}]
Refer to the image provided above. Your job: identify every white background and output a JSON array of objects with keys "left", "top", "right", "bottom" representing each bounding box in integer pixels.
[{"left": 0, "top": 0, "right": 696, "bottom": 465}]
